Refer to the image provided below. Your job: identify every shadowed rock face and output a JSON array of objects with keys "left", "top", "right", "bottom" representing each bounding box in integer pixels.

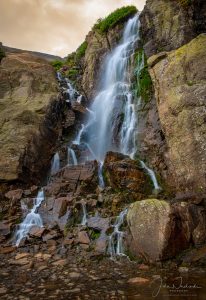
[
  {"left": 140, "top": 0, "right": 206, "bottom": 58},
  {"left": 0, "top": 52, "right": 61, "bottom": 184},
  {"left": 148, "top": 34, "right": 206, "bottom": 195}
]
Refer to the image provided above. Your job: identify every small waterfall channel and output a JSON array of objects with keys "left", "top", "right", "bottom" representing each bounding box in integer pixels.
[{"left": 15, "top": 189, "right": 45, "bottom": 246}]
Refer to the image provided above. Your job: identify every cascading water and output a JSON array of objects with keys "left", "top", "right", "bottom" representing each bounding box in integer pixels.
[
  {"left": 108, "top": 208, "right": 128, "bottom": 259},
  {"left": 67, "top": 147, "right": 78, "bottom": 165},
  {"left": 140, "top": 160, "right": 161, "bottom": 191},
  {"left": 15, "top": 189, "right": 45, "bottom": 246},
  {"left": 51, "top": 152, "right": 60, "bottom": 175},
  {"left": 81, "top": 14, "right": 140, "bottom": 162},
  {"left": 81, "top": 202, "right": 87, "bottom": 226}
]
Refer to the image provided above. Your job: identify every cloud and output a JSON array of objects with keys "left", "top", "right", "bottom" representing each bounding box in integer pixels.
[{"left": 0, "top": 0, "right": 146, "bottom": 57}]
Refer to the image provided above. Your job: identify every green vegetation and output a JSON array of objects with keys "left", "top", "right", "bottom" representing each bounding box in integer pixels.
[
  {"left": 93, "top": 6, "right": 137, "bottom": 34},
  {"left": 0, "top": 47, "right": 5, "bottom": 62},
  {"left": 134, "top": 49, "right": 153, "bottom": 103},
  {"left": 76, "top": 41, "right": 88, "bottom": 60},
  {"left": 51, "top": 59, "right": 64, "bottom": 70}
]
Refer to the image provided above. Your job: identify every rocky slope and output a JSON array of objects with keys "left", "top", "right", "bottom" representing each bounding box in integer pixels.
[{"left": 0, "top": 52, "right": 61, "bottom": 184}]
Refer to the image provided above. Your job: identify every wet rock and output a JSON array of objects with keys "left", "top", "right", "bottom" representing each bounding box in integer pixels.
[
  {"left": 0, "top": 246, "right": 16, "bottom": 254},
  {"left": 128, "top": 277, "right": 149, "bottom": 284},
  {"left": 5, "top": 189, "right": 23, "bottom": 200},
  {"left": 95, "top": 234, "right": 108, "bottom": 253},
  {"left": 71, "top": 102, "right": 87, "bottom": 114},
  {"left": 0, "top": 220, "right": 11, "bottom": 236},
  {"left": 77, "top": 231, "right": 90, "bottom": 244},
  {"left": 15, "top": 253, "right": 30, "bottom": 260},
  {"left": 9, "top": 258, "right": 29, "bottom": 265},
  {"left": 104, "top": 152, "right": 148, "bottom": 195},
  {"left": 42, "top": 231, "right": 59, "bottom": 242},
  {"left": 29, "top": 226, "right": 45, "bottom": 238},
  {"left": 127, "top": 199, "right": 190, "bottom": 261},
  {"left": 45, "top": 160, "right": 98, "bottom": 196},
  {"left": 87, "top": 216, "right": 110, "bottom": 233}
]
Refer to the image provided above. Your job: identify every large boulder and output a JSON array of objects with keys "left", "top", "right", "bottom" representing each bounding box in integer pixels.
[
  {"left": 0, "top": 52, "right": 62, "bottom": 184},
  {"left": 127, "top": 199, "right": 206, "bottom": 261},
  {"left": 148, "top": 34, "right": 206, "bottom": 196},
  {"left": 127, "top": 199, "right": 190, "bottom": 261},
  {"left": 45, "top": 160, "right": 99, "bottom": 197},
  {"left": 104, "top": 152, "right": 149, "bottom": 195}
]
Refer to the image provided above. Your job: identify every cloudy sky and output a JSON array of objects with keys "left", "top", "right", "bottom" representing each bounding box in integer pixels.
[{"left": 0, "top": 0, "right": 146, "bottom": 57}]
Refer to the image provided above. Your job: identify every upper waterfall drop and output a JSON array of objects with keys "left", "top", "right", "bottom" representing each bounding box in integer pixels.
[{"left": 81, "top": 14, "right": 140, "bottom": 162}]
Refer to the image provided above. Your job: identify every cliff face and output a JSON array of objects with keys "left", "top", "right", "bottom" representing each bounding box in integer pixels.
[
  {"left": 140, "top": 0, "right": 206, "bottom": 57},
  {"left": 139, "top": 0, "right": 206, "bottom": 197},
  {"left": 0, "top": 53, "right": 61, "bottom": 184}
]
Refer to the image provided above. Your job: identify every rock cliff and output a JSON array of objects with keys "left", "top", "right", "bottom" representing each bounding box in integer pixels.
[
  {"left": 139, "top": 0, "right": 206, "bottom": 197},
  {"left": 0, "top": 53, "right": 61, "bottom": 184}
]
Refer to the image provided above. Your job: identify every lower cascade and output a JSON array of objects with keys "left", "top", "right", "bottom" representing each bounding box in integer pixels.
[
  {"left": 108, "top": 208, "right": 128, "bottom": 259},
  {"left": 50, "top": 152, "right": 60, "bottom": 175},
  {"left": 15, "top": 189, "right": 45, "bottom": 246}
]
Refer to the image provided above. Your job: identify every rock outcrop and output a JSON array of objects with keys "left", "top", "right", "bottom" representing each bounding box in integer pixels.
[
  {"left": 140, "top": 0, "right": 206, "bottom": 58},
  {"left": 0, "top": 52, "right": 61, "bottom": 184},
  {"left": 104, "top": 152, "right": 150, "bottom": 197},
  {"left": 127, "top": 199, "right": 206, "bottom": 261},
  {"left": 82, "top": 24, "right": 124, "bottom": 99},
  {"left": 148, "top": 34, "right": 206, "bottom": 195}
]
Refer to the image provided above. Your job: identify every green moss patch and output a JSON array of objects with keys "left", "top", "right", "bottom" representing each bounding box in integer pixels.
[
  {"left": 93, "top": 6, "right": 137, "bottom": 34},
  {"left": 134, "top": 49, "right": 153, "bottom": 103},
  {"left": 76, "top": 41, "right": 88, "bottom": 60},
  {"left": 51, "top": 60, "right": 64, "bottom": 71}
]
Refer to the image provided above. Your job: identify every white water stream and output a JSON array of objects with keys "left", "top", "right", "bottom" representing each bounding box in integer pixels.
[
  {"left": 108, "top": 208, "right": 128, "bottom": 258},
  {"left": 51, "top": 152, "right": 60, "bottom": 175},
  {"left": 15, "top": 189, "right": 45, "bottom": 246}
]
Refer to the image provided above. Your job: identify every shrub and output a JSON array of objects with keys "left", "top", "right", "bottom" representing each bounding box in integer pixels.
[
  {"left": 76, "top": 41, "right": 88, "bottom": 60},
  {"left": 93, "top": 6, "right": 137, "bottom": 34},
  {"left": 51, "top": 60, "right": 64, "bottom": 70}
]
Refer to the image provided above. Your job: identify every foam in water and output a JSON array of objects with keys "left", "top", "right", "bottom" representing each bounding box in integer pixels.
[
  {"left": 140, "top": 160, "right": 161, "bottom": 190},
  {"left": 51, "top": 152, "right": 60, "bottom": 175},
  {"left": 15, "top": 189, "right": 45, "bottom": 246},
  {"left": 67, "top": 147, "right": 78, "bottom": 165},
  {"left": 108, "top": 208, "right": 128, "bottom": 259},
  {"left": 81, "top": 202, "right": 87, "bottom": 226}
]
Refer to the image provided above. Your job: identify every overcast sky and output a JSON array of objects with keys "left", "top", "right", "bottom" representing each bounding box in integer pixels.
[{"left": 0, "top": 0, "right": 146, "bottom": 57}]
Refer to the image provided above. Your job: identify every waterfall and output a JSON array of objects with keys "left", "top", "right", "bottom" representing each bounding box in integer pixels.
[
  {"left": 67, "top": 147, "right": 78, "bottom": 165},
  {"left": 79, "top": 14, "right": 140, "bottom": 162},
  {"left": 98, "top": 162, "right": 105, "bottom": 188},
  {"left": 140, "top": 160, "right": 161, "bottom": 190},
  {"left": 81, "top": 202, "right": 87, "bottom": 226},
  {"left": 108, "top": 208, "right": 128, "bottom": 259},
  {"left": 15, "top": 189, "right": 45, "bottom": 246},
  {"left": 73, "top": 124, "right": 85, "bottom": 145},
  {"left": 51, "top": 152, "right": 60, "bottom": 175}
]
